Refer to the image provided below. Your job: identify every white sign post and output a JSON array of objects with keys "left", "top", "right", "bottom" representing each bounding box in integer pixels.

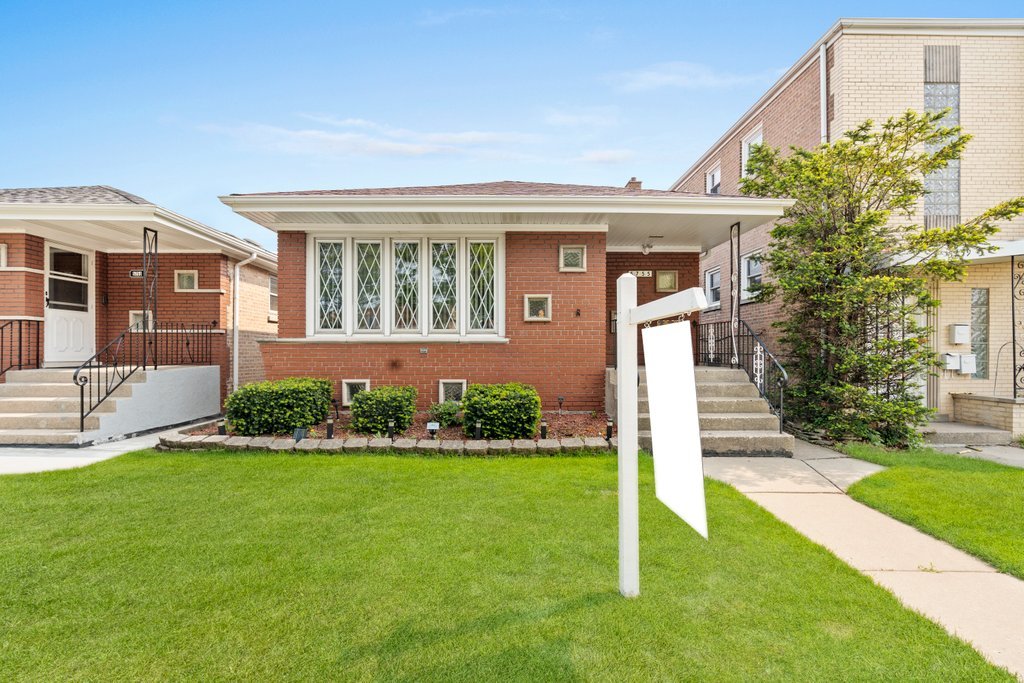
[{"left": 616, "top": 273, "right": 709, "bottom": 598}]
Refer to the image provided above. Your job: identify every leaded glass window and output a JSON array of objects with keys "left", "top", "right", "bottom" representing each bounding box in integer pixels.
[
  {"left": 971, "top": 288, "right": 989, "bottom": 380},
  {"left": 317, "top": 241, "right": 344, "bottom": 330},
  {"left": 430, "top": 242, "right": 458, "bottom": 332},
  {"left": 469, "top": 242, "right": 496, "bottom": 331},
  {"left": 393, "top": 241, "right": 420, "bottom": 331},
  {"left": 355, "top": 242, "right": 382, "bottom": 331}
]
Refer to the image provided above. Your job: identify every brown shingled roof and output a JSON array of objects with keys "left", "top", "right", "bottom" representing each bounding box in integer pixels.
[
  {"left": 231, "top": 180, "right": 708, "bottom": 198},
  {"left": 0, "top": 185, "right": 152, "bottom": 205}
]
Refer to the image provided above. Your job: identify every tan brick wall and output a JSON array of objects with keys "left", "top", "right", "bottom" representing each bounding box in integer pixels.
[
  {"left": 951, "top": 394, "right": 1024, "bottom": 437},
  {"left": 231, "top": 261, "right": 278, "bottom": 388}
]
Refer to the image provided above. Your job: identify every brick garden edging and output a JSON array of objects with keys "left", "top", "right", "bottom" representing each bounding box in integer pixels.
[{"left": 159, "top": 434, "right": 619, "bottom": 455}]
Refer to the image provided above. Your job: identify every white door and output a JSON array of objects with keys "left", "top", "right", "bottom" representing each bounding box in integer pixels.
[{"left": 44, "top": 244, "right": 95, "bottom": 365}]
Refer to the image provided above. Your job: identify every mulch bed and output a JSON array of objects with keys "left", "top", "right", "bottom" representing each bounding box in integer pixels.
[{"left": 188, "top": 410, "right": 615, "bottom": 441}]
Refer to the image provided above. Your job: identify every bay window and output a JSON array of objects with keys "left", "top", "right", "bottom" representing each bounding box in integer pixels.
[{"left": 312, "top": 235, "right": 501, "bottom": 338}]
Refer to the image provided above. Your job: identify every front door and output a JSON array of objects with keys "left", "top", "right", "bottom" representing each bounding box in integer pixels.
[{"left": 44, "top": 244, "right": 95, "bottom": 365}]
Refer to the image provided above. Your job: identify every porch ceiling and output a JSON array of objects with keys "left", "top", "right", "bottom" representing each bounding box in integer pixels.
[{"left": 221, "top": 194, "right": 791, "bottom": 252}]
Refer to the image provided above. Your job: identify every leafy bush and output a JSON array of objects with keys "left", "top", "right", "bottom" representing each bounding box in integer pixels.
[
  {"left": 462, "top": 383, "right": 541, "bottom": 439},
  {"left": 428, "top": 400, "right": 462, "bottom": 428},
  {"left": 225, "top": 377, "right": 333, "bottom": 436},
  {"left": 350, "top": 385, "right": 417, "bottom": 435}
]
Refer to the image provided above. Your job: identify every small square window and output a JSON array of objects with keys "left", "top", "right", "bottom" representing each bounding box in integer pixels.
[
  {"left": 128, "top": 310, "right": 155, "bottom": 331},
  {"left": 524, "top": 294, "right": 552, "bottom": 322},
  {"left": 175, "top": 270, "right": 199, "bottom": 292},
  {"left": 559, "top": 245, "right": 587, "bottom": 272},
  {"left": 342, "top": 379, "right": 370, "bottom": 406},
  {"left": 655, "top": 270, "right": 678, "bottom": 293},
  {"left": 439, "top": 379, "right": 467, "bottom": 403}
]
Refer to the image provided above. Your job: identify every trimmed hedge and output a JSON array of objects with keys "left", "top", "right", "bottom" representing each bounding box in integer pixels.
[
  {"left": 462, "top": 383, "right": 541, "bottom": 439},
  {"left": 428, "top": 400, "right": 462, "bottom": 428},
  {"left": 350, "top": 385, "right": 417, "bottom": 435},
  {"left": 225, "top": 377, "right": 333, "bottom": 436}
]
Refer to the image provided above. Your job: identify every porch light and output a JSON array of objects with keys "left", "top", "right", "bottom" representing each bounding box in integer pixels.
[
  {"left": 474, "top": 421, "right": 482, "bottom": 440},
  {"left": 540, "top": 421, "right": 548, "bottom": 439},
  {"left": 326, "top": 417, "right": 334, "bottom": 440},
  {"left": 217, "top": 420, "right": 226, "bottom": 436},
  {"left": 387, "top": 420, "right": 395, "bottom": 440}
]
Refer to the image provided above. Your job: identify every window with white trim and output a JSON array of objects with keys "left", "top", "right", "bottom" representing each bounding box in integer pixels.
[
  {"left": 342, "top": 379, "right": 370, "bottom": 406},
  {"left": 524, "top": 294, "right": 552, "bottom": 322},
  {"left": 268, "top": 275, "right": 278, "bottom": 321},
  {"left": 705, "top": 268, "right": 721, "bottom": 306},
  {"left": 705, "top": 165, "right": 721, "bottom": 194},
  {"left": 741, "top": 127, "right": 763, "bottom": 177},
  {"left": 128, "top": 310, "right": 155, "bottom": 331},
  {"left": 559, "top": 245, "right": 587, "bottom": 272},
  {"left": 174, "top": 270, "right": 199, "bottom": 292},
  {"left": 313, "top": 236, "right": 500, "bottom": 337},
  {"left": 740, "top": 252, "right": 762, "bottom": 300},
  {"left": 439, "top": 379, "right": 467, "bottom": 402}
]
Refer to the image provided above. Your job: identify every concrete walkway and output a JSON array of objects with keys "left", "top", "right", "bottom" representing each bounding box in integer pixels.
[
  {"left": 0, "top": 430, "right": 170, "bottom": 475},
  {"left": 704, "top": 441, "right": 1024, "bottom": 680},
  {"left": 935, "top": 444, "right": 1024, "bottom": 469}
]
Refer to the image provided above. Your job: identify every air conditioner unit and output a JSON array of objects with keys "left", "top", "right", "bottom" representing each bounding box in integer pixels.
[{"left": 949, "top": 323, "right": 970, "bottom": 345}]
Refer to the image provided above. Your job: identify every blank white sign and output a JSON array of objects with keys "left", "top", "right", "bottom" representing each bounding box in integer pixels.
[{"left": 641, "top": 321, "right": 708, "bottom": 539}]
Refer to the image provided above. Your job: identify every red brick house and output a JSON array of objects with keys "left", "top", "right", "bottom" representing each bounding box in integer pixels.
[
  {"left": 221, "top": 181, "right": 788, "bottom": 418},
  {"left": 0, "top": 186, "right": 277, "bottom": 445}
]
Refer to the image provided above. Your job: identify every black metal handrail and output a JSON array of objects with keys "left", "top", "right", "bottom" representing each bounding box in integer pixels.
[
  {"left": 73, "top": 320, "right": 218, "bottom": 431},
  {"left": 697, "top": 320, "right": 788, "bottom": 432},
  {"left": 0, "top": 319, "right": 42, "bottom": 379}
]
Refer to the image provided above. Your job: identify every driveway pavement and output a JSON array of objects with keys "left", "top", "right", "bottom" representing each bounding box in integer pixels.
[
  {"left": 705, "top": 442, "right": 1024, "bottom": 680},
  {"left": 0, "top": 431, "right": 169, "bottom": 475}
]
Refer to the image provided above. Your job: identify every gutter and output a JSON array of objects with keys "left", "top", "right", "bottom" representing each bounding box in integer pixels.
[{"left": 232, "top": 252, "right": 259, "bottom": 392}]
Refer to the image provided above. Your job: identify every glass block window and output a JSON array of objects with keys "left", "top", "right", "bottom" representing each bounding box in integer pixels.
[
  {"left": 924, "top": 45, "right": 960, "bottom": 229},
  {"left": 705, "top": 268, "right": 721, "bottom": 305},
  {"left": 355, "top": 242, "right": 382, "bottom": 331},
  {"left": 430, "top": 242, "right": 458, "bottom": 332},
  {"left": 524, "top": 294, "right": 552, "bottom": 322},
  {"left": 317, "top": 241, "right": 345, "bottom": 330},
  {"left": 175, "top": 270, "right": 198, "bottom": 291},
  {"left": 439, "top": 379, "right": 467, "bottom": 402},
  {"left": 559, "top": 245, "right": 586, "bottom": 272},
  {"left": 342, "top": 379, "right": 370, "bottom": 406},
  {"left": 469, "top": 242, "right": 496, "bottom": 331},
  {"left": 393, "top": 241, "right": 421, "bottom": 331},
  {"left": 971, "top": 288, "right": 989, "bottom": 380}
]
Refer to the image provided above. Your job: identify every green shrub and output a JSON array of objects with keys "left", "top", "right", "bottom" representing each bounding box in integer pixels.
[
  {"left": 350, "top": 385, "right": 417, "bottom": 435},
  {"left": 462, "top": 383, "right": 541, "bottom": 439},
  {"left": 225, "top": 377, "right": 333, "bottom": 436},
  {"left": 428, "top": 400, "right": 462, "bottom": 428}
]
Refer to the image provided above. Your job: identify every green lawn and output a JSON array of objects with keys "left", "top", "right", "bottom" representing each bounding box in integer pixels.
[
  {"left": 845, "top": 444, "right": 1024, "bottom": 581},
  {"left": 0, "top": 451, "right": 1010, "bottom": 681}
]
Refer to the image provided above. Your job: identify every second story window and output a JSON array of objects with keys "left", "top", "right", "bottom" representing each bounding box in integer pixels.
[
  {"left": 705, "top": 268, "right": 721, "bottom": 306},
  {"left": 705, "top": 165, "right": 721, "bottom": 194},
  {"left": 741, "top": 127, "right": 763, "bottom": 178},
  {"left": 924, "top": 45, "right": 961, "bottom": 229},
  {"left": 269, "top": 275, "right": 279, "bottom": 322}
]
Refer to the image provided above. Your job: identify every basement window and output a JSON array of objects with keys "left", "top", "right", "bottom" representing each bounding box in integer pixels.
[
  {"left": 174, "top": 270, "right": 199, "bottom": 292},
  {"left": 439, "top": 379, "right": 468, "bottom": 403},
  {"left": 342, "top": 379, "right": 370, "bottom": 406},
  {"left": 524, "top": 294, "right": 552, "bottom": 322}
]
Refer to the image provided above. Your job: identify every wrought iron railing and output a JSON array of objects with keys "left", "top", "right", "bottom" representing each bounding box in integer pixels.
[
  {"left": 73, "top": 320, "right": 217, "bottom": 431},
  {"left": 0, "top": 319, "right": 42, "bottom": 379},
  {"left": 697, "top": 320, "right": 788, "bottom": 432}
]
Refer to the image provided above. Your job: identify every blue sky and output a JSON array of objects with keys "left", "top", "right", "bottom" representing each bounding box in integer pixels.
[{"left": 2, "top": 1, "right": 1021, "bottom": 248}]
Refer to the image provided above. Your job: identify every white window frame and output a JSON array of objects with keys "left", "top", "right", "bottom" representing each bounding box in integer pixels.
[
  {"left": 353, "top": 240, "right": 383, "bottom": 333},
  {"left": 741, "top": 126, "right": 763, "bottom": 178},
  {"left": 128, "top": 310, "right": 155, "bottom": 331},
  {"left": 524, "top": 294, "right": 552, "bottom": 322},
  {"left": 429, "top": 239, "right": 460, "bottom": 333},
  {"left": 704, "top": 268, "right": 722, "bottom": 308},
  {"left": 341, "top": 379, "right": 370, "bottom": 406},
  {"left": 558, "top": 245, "right": 587, "bottom": 273},
  {"left": 174, "top": 270, "right": 199, "bottom": 292},
  {"left": 740, "top": 251, "right": 763, "bottom": 301},
  {"left": 268, "top": 275, "right": 279, "bottom": 322},
  {"left": 306, "top": 235, "right": 505, "bottom": 340},
  {"left": 0, "top": 243, "right": 7, "bottom": 267},
  {"left": 705, "top": 164, "right": 721, "bottom": 194},
  {"left": 438, "top": 379, "right": 468, "bottom": 403}
]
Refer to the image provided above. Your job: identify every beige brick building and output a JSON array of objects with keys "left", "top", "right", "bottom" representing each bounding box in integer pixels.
[{"left": 673, "top": 18, "right": 1024, "bottom": 433}]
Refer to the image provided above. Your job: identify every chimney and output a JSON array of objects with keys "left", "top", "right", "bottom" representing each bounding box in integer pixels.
[{"left": 624, "top": 177, "right": 642, "bottom": 190}]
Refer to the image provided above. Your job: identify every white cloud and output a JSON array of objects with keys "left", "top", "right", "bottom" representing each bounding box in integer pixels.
[
  {"left": 543, "top": 106, "right": 619, "bottom": 128},
  {"left": 607, "top": 61, "right": 777, "bottom": 92},
  {"left": 575, "top": 149, "right": 634, "bottom": 164},
  {"left": 417, "top": 7, "right": 509, "bottom": 26}
]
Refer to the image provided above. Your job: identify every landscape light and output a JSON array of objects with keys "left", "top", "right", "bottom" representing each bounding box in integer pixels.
[
  {"left": 540, "top": 421, "right": 548, "bottom": 439},
  {"left": 606, "top": 420, "right": 613, "bottom": 441},
  {"left": 217, "top": 420, "right": 227, "bottom": 436},
  {"left": 326, "top": 417, "right": 334, "bottom": 440},
  {"left": 474, "top": 421, "right": 482, "bottom": 439},
  {"left": 387, "top": 420, "right": 395, "bottom": 440}
]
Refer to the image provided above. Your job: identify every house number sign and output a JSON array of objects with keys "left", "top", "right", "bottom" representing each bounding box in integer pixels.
[
  {"left": 129, "top": 269, "right": 144, "bottom": 278},
  {"left": 629, "top": 270, "right": 652, "bottom": 278}
]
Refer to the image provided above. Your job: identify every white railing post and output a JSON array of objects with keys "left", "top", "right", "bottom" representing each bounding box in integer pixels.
[{"left": 616, "top": 273, "right": 640, "bottom": 598}]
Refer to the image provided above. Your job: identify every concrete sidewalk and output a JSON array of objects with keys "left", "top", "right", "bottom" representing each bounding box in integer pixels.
[
  {"left": 934, "top": 444, "right": 1024, "bottom": 469},
  {"left": 704, "top": 441, "right": 1024, "bottom": 680},
  {"left": 0, "top": 430, "right": 170, "bottom": 475}
]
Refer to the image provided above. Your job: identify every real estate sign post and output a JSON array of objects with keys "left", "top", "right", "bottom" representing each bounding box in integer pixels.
[{"left": 616, "top": 273, "right": 709, "bottom": 598}]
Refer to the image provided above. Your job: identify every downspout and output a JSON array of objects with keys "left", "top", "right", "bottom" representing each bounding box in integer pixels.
[
  {"left": 232, "top": 252, "right": 259, "bottom": 393},
  {"left": 818, "top": 43, "right": 828, "bottom": 143}
]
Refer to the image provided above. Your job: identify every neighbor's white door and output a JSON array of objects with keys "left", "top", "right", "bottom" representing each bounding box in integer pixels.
[{"left": 44, "top": 244, "right": 95, "bottom": 365}]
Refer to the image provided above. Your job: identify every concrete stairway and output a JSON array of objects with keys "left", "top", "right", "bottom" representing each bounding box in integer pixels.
[
  {"left": 624, "top": 366, "right": 793, "bottom": 456},
  {"left": 0, "top": 368, "right": 139, "bottom": 445}
]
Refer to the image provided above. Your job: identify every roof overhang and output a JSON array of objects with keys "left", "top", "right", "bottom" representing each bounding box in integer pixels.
[
  {"left": 966, "top": 239, "right": 1024, "bottom": 265},
  {"left": 220, "top": 194, "right": 792, "bottom": 252},
  {"left": 0, "top": 203, "right": 276, "bottom": 271}
]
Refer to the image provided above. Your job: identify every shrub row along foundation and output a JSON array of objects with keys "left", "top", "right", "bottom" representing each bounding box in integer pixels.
[{"left": 160, "top": 434, "right": 619, "bottom": 455}]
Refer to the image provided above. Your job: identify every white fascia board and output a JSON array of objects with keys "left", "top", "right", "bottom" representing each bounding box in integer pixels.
[
  {"left": 838, "top": 17, "right": 1024, "bottom": 36},
  {"left": 628, "top": 287, "right": 708, "bottom": 325},
  {"left": 278, "top": 223, "right": 609, "bottom": 234}
]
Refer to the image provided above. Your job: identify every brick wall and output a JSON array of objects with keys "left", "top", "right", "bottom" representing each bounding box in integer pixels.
[
  {"left": 233, "top": 261, "right": 278, "bottom": 387},
  {"left": 261, "top": 231, "right": 609, "bottom": 411},
  {"left": 0, "top": 233, "right": 45, "bottom": 318},
  {"left": 605, "top": 251, "right": 700, "bottom": 365}
]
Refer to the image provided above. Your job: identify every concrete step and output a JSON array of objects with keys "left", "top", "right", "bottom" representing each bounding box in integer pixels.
[
  {"left": 0, "top": 382, "right": 134, "bottom": 399},
  {"left": 0, "top": 412, "right": 100, "bottom": 431},
  {"left": 0, "top": 397, "right": 118, "bottom": 414},
  {"left": 4, "top": 368, "right": 147, "bottom": 384},
  {"left": 694, "top": 367, "right": 750, "bottom": 383},
  {"left": 700, "top": 430, "right": 794, "bottom": 456},
  {"left": 920, "top": 422, "right": 1013, "bottom": 446},
  {"left": 0, "top": 429, "right": 85, "bottom": 445},
  {"left": 699, "top": 412, "right": 781, "bottom": 431},
  {"left": 697, "top": 397, "right": 771, "bottom": 414},
  {"left": 695, "top": 382, "right": 760, "bottom": 398}
]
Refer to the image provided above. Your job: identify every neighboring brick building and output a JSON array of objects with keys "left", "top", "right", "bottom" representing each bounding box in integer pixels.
[
  {"left": 672, "top": 18, "right": 1024, "bottom": 431},
  {"left": 0, "top": 186, "right": 278, "bottom": 401},
  {"left": 222, "top": 181, "right": 787, "bottom": 411}
]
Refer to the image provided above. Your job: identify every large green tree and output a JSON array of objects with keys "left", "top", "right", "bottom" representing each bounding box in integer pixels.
[{"left": 741, "top": 110, "right": 1024, "bottom": 446}]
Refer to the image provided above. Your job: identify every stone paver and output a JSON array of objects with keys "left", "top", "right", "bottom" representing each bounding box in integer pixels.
[
  {"left": 343, "top": 437, "right": 369, "bottom": 452},
  {"left": 439, "top": 440, "right": 463, "bottom": 455},
  {"left": 583, "top": 437, "right": 609, "bottom": 450},
  {"left": 464, "top": 440, "right": 489, "bottom": 455},
  {"left": 536, "top": 439, "right": 561, "bottom": 454},
  {"left": 248, "top": 436, "right": 275, "bottom": 450},
  {"left": 416, "top": 439, "right": 440, "bottom": 453},
  {"left": 368, "top": 437, "right": 392, "bottom": 452},
  {"left": 560, "top": 437, "right": 584, "bottom": 452},
  {"left": 201, "top": 434, "right": 230, "bottom": 448},
  {"left": 489, "top": 440, "right": 512, "bottom": 454},
  {"left": 223, "top": 436, "right": 252, "bottom": 451},
  {"left": 391, "top": 438, "right": 417, "bottom": 452},
  {"left": 267, "top": 438, "right": 294, "bottom": 452},
  {"left": 512, "top": 439, "right": 536, "bottom": 454},
  {"left": 294, "top": 439, "right": 323, "bottom": 451},
  {"left": 319, "top": 439, "right": 346, "bottom": 452}
]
